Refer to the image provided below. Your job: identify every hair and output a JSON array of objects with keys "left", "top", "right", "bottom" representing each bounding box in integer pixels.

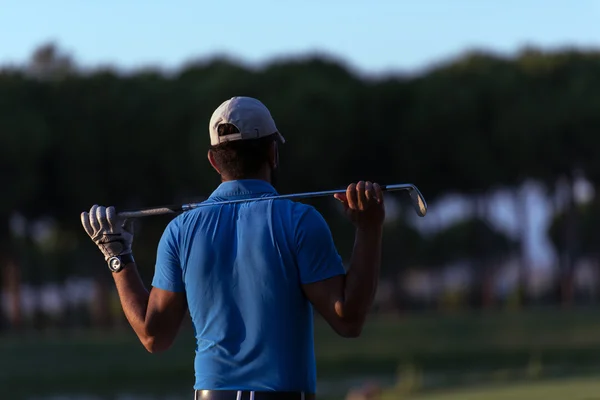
[{"left": 210, "top": 123, "right": 278, "bottom": 179}]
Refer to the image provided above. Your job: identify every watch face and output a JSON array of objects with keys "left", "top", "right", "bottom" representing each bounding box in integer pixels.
[{"left": 108, "top": 257, "right": 122, "bottom": 272}]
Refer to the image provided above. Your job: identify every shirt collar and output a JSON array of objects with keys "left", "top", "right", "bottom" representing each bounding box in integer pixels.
[{"left": 208, "top": 179, "right": 278, "bottom": 199}]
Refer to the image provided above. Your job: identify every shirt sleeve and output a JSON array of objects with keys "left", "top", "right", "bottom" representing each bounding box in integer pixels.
[
  {"left": 152, "top": 218, "right": 185, "bottom": 292},
  {"left": 294, "top": 205, "right": 346, "bottom": 284}
]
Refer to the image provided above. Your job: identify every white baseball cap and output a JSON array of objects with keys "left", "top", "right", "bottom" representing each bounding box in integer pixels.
[{"left": 209, "top": 96, "right": 285, "bottom": 146}]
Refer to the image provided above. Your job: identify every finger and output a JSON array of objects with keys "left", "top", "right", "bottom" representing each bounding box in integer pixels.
[
  {"left": 96, "top": 206, "right": 109, "bottom": 231},
  {"left": 89, "top": 205, "right": 100, "bottom": 232},
  {"left": 80, "top": 212, "right": 94, "bottom": 237},
  {"left": 365, "top": 181, "right": 374, "bottom": 203},
  {"left": 123, "top": 218, "right": 135, "bottom": 234},
  {"left": 334, "top": 193, "right": 347, "bottom": 202},
  {"left": 346, "top": 183, "right": 358, "bottom": 210},
  {"left": 356, "top": 181, "right": 367, "bottom": 210},
  {"left": 334, "top": 193, "right": 350, "bottom": 215},
  {"left": 373, "top": 183, "right": 384, "bottom": 204},
  {"left": 106, "top": 206, "right": 117, "bottom": 231}
]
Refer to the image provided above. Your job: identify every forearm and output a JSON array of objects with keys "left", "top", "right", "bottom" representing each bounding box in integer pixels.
[
  {"left": 112, "top": 262, "right": 151, "bottom": 343},
  {"left": 340, "top": 225, "right": 383, "bottom": 323},
  {"left": 81, "top": 205, "right": 185, "bottom": 352}
]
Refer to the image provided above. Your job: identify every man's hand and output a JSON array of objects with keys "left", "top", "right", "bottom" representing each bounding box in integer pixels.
[
  {"left": 334, "top": 181, "right": 385, "bottom": 230},
  {"left": 81, "top": 205, "right": 133, "bottom": 260}
]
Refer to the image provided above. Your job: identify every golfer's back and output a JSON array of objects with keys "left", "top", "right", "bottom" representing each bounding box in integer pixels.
[{"left": 152, "top": 180, "right": 345, "bottom": 393}]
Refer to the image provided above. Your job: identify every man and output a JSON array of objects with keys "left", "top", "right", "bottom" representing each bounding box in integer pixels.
[{"left": 81, "top": 96, "right": 385, "bottom": 400}]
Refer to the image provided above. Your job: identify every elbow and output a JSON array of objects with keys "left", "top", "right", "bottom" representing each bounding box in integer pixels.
[
  {"left": 335, "top": 319, "right": 364, "bottom": 338},
  {"left": 339, "top": 324, "right": 362, "bottom": 338},
  {"left": 141, "top": 335, "right": 171, "bottom": 354},
  {"left": 333, "top": 305, "right": 364, "bottom": 338}
]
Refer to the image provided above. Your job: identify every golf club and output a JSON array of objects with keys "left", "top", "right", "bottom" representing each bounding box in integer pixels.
[{"left": 117, "top": 183, "right": 428, "bottom": 219}]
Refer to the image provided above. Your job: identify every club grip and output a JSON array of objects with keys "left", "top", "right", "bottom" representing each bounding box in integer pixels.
[{"left": 118, "top": 206, "right": 180, "bottom": 218}]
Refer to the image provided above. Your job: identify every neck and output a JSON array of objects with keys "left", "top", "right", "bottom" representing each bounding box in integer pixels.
[
  {"left": 221, "top": 170, "right": 271, "bottom": 183},
  {"left": 221, "top": 176, "right": 271, "bottom": 183}
]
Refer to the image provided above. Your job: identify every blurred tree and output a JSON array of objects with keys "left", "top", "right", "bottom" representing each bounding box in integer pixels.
[
  {"left": 381, "top": 218, "right": 427, "bottom": 311},
  {"left": 426, "top": 217, "right": 520, "bottom": 309},
  {"left": 549, "top": 199, "right": 600, "bottom": 303},
  {"left": 4, "top": 43, "right": 600, "bottom": 327},
  {"left": 519, "top": 49, "right": 600, "bottom": 306},
  {"left": 0, "top": 70, "right": 51, "bottom": 329},
  {"left": 27, "top": 42, "right": 75, "bottom": 80}
]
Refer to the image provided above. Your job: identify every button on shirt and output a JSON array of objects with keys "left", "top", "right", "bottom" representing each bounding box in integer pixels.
[{"left": 151, "top": 179, "right": 346, "bottom": 392}]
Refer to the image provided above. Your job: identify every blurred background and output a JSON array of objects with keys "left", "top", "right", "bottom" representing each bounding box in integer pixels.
[{"left": 2, "top": 0, "right": 600, "bottom": 399}]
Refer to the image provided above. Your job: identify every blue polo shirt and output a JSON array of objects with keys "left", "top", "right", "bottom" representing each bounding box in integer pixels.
[{"left": 151, "top": 179, "right": 346, "bottom": 392}]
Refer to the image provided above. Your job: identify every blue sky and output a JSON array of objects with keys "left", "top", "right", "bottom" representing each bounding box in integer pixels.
[{"left": 1, "top": 0, "right": 600, "bottom": 74}]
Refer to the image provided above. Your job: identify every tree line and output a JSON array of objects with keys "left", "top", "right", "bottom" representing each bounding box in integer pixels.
[{"left": 2, "top": 43, "right": 600, "bottom": 329}]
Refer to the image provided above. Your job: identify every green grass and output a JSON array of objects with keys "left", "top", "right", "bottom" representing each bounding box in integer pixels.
[
  {"left": 4, "top": 308, "right": 600, "bottom": 398},
  {"left": 314, "top": 309, "right": 600, "bottom": 376},
  {"left": 388, "top": 377, "right": 600, "bottom": 400}
]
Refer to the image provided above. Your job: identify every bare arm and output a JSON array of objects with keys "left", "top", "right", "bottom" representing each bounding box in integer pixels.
[
  {"left": 80, "top": 205, "right": 187, "bottom": 353},
  {"left": 338, "top": 226, "right": 383, "bottom": 324},
  {"left": 302, "top": 181, "right": 384, "bottom": 337},
  {"left": 112, "top": 261, "right": 188, "bottom": 352},
  {"left": 303, "top": 226, "right": 382, "bottom": 337}
]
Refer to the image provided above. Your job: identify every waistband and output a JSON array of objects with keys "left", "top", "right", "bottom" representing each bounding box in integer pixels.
[{"left": 194, "top": 390, "right": 308, "bottom": 400}]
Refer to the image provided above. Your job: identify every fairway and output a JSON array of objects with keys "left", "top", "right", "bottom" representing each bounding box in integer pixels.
[
  {"left": 398, "top": 377, "right": 600, "bottom": 400},
  {"left": 3, "top": 310, "right": 600, "bottom": 399}
]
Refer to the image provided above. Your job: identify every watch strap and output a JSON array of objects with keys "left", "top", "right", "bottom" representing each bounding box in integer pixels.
[{"left": 118, "top": 252, "right": 135, "bottom": 265}]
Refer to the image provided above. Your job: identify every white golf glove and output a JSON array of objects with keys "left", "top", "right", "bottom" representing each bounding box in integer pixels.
[{"left": 81, "top": 205, "right": 133, "bottom": 260}]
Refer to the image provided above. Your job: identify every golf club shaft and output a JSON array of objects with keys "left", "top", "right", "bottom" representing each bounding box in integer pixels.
[{"left": 117, "top": 183, "right": 424, "bottom": 219}]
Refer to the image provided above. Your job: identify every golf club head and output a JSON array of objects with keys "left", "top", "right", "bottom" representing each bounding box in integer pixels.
[{"left": 408, "top": 186, "right": 428, "bottom": 217}]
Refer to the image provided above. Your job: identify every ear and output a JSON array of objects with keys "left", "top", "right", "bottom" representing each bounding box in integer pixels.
[
  {"left": 208, "top": 150, "right": 220, "bottom": 174},
  {"left": 268, "top": 141, "right": 279, "bottom": 169}
]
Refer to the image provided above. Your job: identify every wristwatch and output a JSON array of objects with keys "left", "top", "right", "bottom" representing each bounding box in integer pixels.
[{"left": 107, "top": 253, "right": 135, "bottom": 273}]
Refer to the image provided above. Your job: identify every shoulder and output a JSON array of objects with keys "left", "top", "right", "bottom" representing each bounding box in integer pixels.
[
  {"left": 286, "top": 201, "right": 332, "bottom": 235},
  {"left": 271, "top": 199, "right": 325, "bottom": 223},
  {"left": 159, "top": 211, "right": 190, "bottom": 242},
  {"left": 165, "top": 212, "right": 185, "bottom": 232},
  {"left": 157, "top": 216, "right": 181, "bottom": 248}
]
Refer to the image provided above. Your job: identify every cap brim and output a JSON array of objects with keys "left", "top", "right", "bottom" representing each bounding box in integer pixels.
[{"left": 276, "top": 132, "right": 285, "bottom": 144}]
